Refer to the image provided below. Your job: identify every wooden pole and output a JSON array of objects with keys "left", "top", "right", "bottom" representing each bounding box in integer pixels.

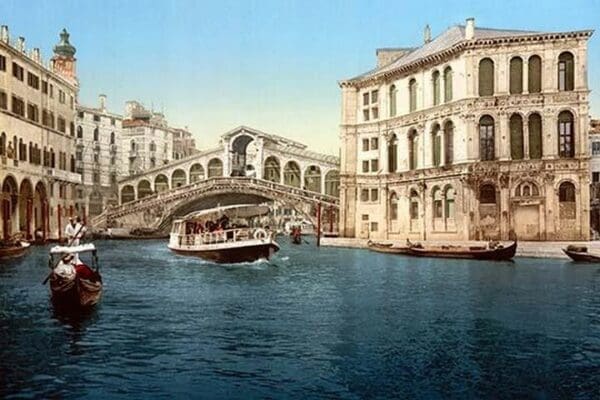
[
  {"left": 329, "top": 206, "right": 333, "bottom": 234},
  {"left": 44, "top": 201, "right": 49, "bottom": 242},
  {"left": 316, "top": 202, "right": 321, "bottom": 247}
]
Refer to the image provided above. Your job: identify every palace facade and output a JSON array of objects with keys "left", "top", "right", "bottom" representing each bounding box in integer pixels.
[
  {"left": 339, "top": 18, "right": 593, "bottom": 241},
  {"left": 1, "top": 26, "right": 80, "bottom": 241}
]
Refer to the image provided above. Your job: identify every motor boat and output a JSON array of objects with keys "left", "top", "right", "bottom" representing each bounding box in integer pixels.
[{"left": 168, "top": 204, "right": 280, "bottom": 264}]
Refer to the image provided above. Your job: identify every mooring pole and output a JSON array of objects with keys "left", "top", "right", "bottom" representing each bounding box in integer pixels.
[
  {"left": 316, "top": 202, "right": 321, "bottom": 247},
  {"left": 329, "top": 206, "right": 333, "bottom": 234}
]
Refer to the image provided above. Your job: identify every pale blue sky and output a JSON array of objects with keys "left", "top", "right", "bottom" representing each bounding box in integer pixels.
[{"left": 1, "top": 0, "right": 599, "bottom": 154}]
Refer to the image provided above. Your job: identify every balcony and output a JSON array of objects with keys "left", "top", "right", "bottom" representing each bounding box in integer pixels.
[{"left": 46, "top": 168, "right": 82, "bottom": 184}]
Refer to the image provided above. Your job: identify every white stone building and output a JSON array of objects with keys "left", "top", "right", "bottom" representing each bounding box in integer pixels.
[
  {"left": 0, "top": 26, "right": 81, "bottom": 241},
  {"left": 75, "top": 95, "right": 124, "bottom": 217},
  {"left": 339, "top": 18, "right": 592, "bottom": 241}
]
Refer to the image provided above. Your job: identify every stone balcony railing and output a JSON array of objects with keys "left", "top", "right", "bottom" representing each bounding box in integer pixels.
[{"left": 46, "top": 168, "right": 82, "bottom": 184}]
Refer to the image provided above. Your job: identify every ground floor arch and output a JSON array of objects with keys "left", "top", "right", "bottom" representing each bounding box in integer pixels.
[
  {"left": 284, "top": 161, "right": 301, "bottom": 188},
  {"left": 263, "top": 156, "right": 281, "bottom": 183},
  {"left": 2, "top": 175, "right": 18, "bottom": 239},
  {"left": 172, "top": 169, "right": 187, "bottom": 188},
  {"left": 121, "top": 185, "right": 135, "bottom": 203},
  {"left": 138, "top": 180, "right": 153, "bottom": 199},
  {"left": 304, "top": 165, "right": 321, "bottom": 192},
  {"left": 208, "top": 158, "right": 223, "bottom": 178},
  {"left": 155, "top": 174, "right": 169, "bottom": 193},
  {"left": 190, "top": 163, "right": 205, "bottom": 183}
]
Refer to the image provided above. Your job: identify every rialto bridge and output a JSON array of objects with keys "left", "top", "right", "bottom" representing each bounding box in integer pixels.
[{"left": 93, "top": 126, "right": 340, "bottom": 230}]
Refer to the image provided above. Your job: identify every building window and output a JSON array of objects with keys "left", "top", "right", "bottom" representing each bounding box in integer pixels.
[
  {"left": 370, "top": 137, "right": 378, "bottom": 150},
  {"left": 389, "top": 191, "right": 398, "bottom": 220},
  {"left": 42, "top": 81, "right": 48, "bottom": 94},
  {"left": 93, "top": 172, "right": 100, "bottom": 184},
  {"left": 93, "top": 127, "right": 99, "bottom": 141},
  {"left": 11, "top": 96, "right": 25, "bottom": 117},
  {"left": 363, "top": 92, "right": 369, "bottom": 106},
  {"left": 444, "top": 121, "right": 454, "bottom": 165},
  {"left": 362, "top": 138, "right": 369, "bottom": 151},
  {"left": 408, "top": 78, "right": 417, "bottom": 112},
  {"left": 0, "top": 91, "right": 7, "bottom": 110},
  {"left": 558, "top": 111, "right": 575, "bottom": 158},
  {"left": 558, "top": 52, "right": 574, "bottom": 91},
  {"left": 479, "top": 184, "right": 497, "bottom": 204},
  {"left": 433, "top": 187, "right": 443, "bottom": 218},
  {"left": 27, "top": 103, "right": 39, "bottom": 122},
  {"left": 58, "top": 90, "right": 66, "bottom": 104},
  {"left": 432, "top": 124, "right": 441, "bottom": 167},
  {"left": 361, "top": 189, "right": 369, "bottom": 202},
  {"left": 528, "top": 113, "right": 543, "bottom": 159},
  {"left": 361, "top": 214, "right": 369, "bottom": 221},
  {"left": 362, "top": 90, "right": 379, "bottom": 121},
  {"left": 593, "top": 172, "right": 600, "bottom": 183},
  {"left": 77, "top": 126, "right": 83, "bottom": 138},
  {"left": 432, "top": 71, "right": 440, "bottom": 106},
  {"left": 0, "top": 54, "right": 6, "bottom": 71},
  {"left": 370, "top": 188, "right": 378, "bottom": 202},
  {"left": 510, "top": 114, "right": 524, "bottom": 160},
  {"left": 528, "top": 55, "right": 542, "bottom": 93},
  {"left": 408, "top": 129, "right": 418, "bottom": 170},
  {"left": 479, "top": 115, "right": 495, "bottom": 161},
  {"left": 363, "top": 109, "right": 370, "bottom": 121},
  {"left": 410, "top": 191, "right": 419, "bottom": 219},
  {"left": 49, "top": 84, "right": 53, "bottom": 98},
  {"left": 57, "top": 117, "right": 66, "bottom": 133},
  {"left": 559, "top": 182, "right": 576, "bottom": 202},
  {"left": 362, "top": 160, "right": 369, "bottom": 173},
  {"left": 111, "top": 118, "right": 116, "bottom": 126},
  {"left": 388, "top": 134, "right": 397, "bottom": 173},
  {"left": 93, "top": 114, "right": 100, "bottom": 122},
  {"left": 445, "top": 187, "right": 455, "bottom": 220},
  {"left": 389, "top": 85, "right": 397, "bottom": 117},
  {"left": 509, "top": 57, "right": 523, "bottom": 94},
  {"left": 593, "top": 142, "right": 600, "bottom": 156},
  {"left": 370, "top": 222, "right": 378, "bottom": 232},
  {"left": 478, "top": 58, "right": 494, "bottom": 96},
  {"left": 27, "top": 72, "right": 40, "bottom": 89},
  {"left": 12, "top": 62, "right": 24, "bottom": 81},
  {"left": 371, "top": 107, "right": 379, "bottom": 119},
  {"left": 444, "top": 67, "right": 453, "bottom": 102},
  {"left": 370, "top": 159, "right": 379, "bottom": 172}
]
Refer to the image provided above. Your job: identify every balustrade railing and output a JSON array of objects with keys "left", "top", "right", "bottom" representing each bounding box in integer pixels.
[{"left": 173, "top": 227, "right": 266, "bottom": 247}]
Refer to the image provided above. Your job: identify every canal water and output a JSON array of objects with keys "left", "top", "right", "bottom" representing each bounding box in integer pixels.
[{"left": 1, "top": 239, "right": 599, "bottom": 399}]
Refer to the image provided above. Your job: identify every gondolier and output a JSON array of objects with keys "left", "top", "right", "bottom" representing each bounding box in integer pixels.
[{"left": 65, "top": 216, "right": 86, "bottom": 246}]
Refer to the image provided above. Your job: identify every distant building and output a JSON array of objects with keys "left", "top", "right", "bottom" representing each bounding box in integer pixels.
[
  {"left": 339, "top": 18, "right": 593, "bottom": 241},
  {"left": 0, "top": 26, "right": 81, "bottom": 240},
  {"left": 172, "top": 127, "right": 197, "bottom": 160},
  {"left": 589, "top": 119, "right": 600, "bottom": 236},
  {"left": 75, "top": 95, "right": 124, "bottom": 217}
]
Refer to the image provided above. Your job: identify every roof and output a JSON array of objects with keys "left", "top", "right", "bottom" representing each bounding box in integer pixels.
[
  {"left": 178, "top": 204, "right": 271, "bottom": 221},
  {"left": 346, "top": 24, "right": 593, "bottom": 84}
]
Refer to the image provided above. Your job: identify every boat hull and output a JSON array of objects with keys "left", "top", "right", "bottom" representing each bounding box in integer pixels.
[
  {"left": 367, "top": 241, "right": 412, "bottom": 255},
  {"left": 50, "top": 269, "right": 103, "bottom": 308},
  {"left": 563, "top": 249, "right": 600, "bottom": 263},
  {"left": 408, "top": 242, "right": 517, "bottom": 261},
  {"left": 170, "top": 242, "right": 280, "bottom": 264},
  {"left": 0, "top": 242, "right": 30, "bottom": 260}
]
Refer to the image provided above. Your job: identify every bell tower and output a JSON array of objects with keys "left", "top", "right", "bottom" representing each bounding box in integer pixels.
[{"left": 51, "top": 28, "right": 77, "bottom": 82}]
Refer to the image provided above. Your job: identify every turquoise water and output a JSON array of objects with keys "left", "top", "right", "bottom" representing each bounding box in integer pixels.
[{"left": 1, "top": 239, "right": 599, "bottom": 399}]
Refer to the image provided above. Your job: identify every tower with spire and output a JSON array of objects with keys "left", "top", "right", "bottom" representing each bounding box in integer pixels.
[{"left": 51, "top": 28, "right": 77, "bottom": 83}]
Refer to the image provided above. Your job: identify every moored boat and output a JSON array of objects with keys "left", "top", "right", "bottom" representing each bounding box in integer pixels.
[
  {"left": 168, "top": 204, "right": 280, "bottom": 264},
  {"left": 0, "top": 240, "right": 31, "bottom": 260},
  {"left": 406, "top": 240, "right": 517, "bottom": 261},
  {"left": 562, "top": 245, "right": 600, "bottom": 262},
  {"left": 47, "top": 244, "right": 103, "bottom": 307},
  {"left": 367, "top": 240, "right": 412, "bottom": 255}
]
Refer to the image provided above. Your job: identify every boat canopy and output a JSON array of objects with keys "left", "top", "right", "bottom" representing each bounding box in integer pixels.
[
  {"left": 50, "top": 243, "right": 96, "bottom": 254},
  {"left": 177, "top": 204, "right": 271, "bottom": 223}
]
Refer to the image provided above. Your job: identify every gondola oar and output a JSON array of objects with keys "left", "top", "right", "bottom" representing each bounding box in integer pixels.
[{"left": 42, "top": 223, "right": 86, "bottom": 285}]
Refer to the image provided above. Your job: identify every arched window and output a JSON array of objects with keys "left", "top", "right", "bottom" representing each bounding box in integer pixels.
[
  {"left": 389, "top": 191, "right": 398, "bottom": 220},
  {"left": 528, "top": 55, "right": 542, "bottom": 93},
  {"left": 445, "top": 186, "right": 455, "bottom": 220},
  {"left": 444, "top": 67, "right": 453, "bottom": 102},
  {"left": 408, "top": 129, "right": 418, "bottom": 170},
  {"left": 77, "top": 126, "right": 83, "bottom": 138},
  {"left": 432, "top": 187, "right": 443, "bottom": 218},
  {"left": 509, "top": 57, "right": 523, "bottom": 94},
  {"left": 558, "top": 111, "right": 575, "bottom": 158},
  {"left": 130, "top": 140, "right": 136, "bottom": 152},
  {"left": 93, "top": 127, "right": 99, "bottom": 142},
  {"left": 528, "top": 113, "right": 543, "bottom": 159},
  {"left": 479, "top": 115, "right": 495, "bottom": 161},
  {"left": 409, "top": 189, "right": 419, "bottom": 220},
  {"left": 559, "top": 182, "right": 576, "bottom": 202},
  {"left": 208, "top": 158, "right": 224, "bottom": 178},
  {"left": 70, "top": 122, "right": 75, "bottom": 137},
  {"left": 558, "top": 52, "right": 574, "bottom": 91},
  {"left": 409, "top": 78, "right": 417, "bottom": 112},
  {"left": 515, "top": 182, "right": 539, "bottom": 197},
  {"left": 444, "top": 121, "right": 454, "bottom": 165},
  {"left": 432, "top": 71, "right": 440, "bottom": 106},
  {"left": 480, "top": 184, "right": 497, "bottom": 204},
  {"left": 110, "top": 132, "right": 115, "bottom": 145},
  {"left": 0, "top": 132, "right": 6, "bottom": 155},
  {"left": 389, "top": 85, "right": 397, "bottom": 117},
  {"left": 479, "top": 58, "right": 495, "bottom": 96},
  {"left": 387, "top": 134, "right": 397, "bottom": 173},
  {"left": 50, "top": 148, "right": 55, "bottom": 168},
  {"left": 510, "top": 114, "right": 524, "bottom": 160},
  {"left": 431, "top": 124, "right": 441, "bottom": 167}
]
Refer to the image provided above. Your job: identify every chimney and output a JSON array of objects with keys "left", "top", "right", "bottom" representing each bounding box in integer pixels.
[
  {"left": 17, "top": 36, "right": 25, "bottom": 52},
  {"left": 424, "top": 24, "right": 431, "bottom": 44},
  {"left": 0, "top": 25, "right": 8, "bottom": 43},
  {"left": 32, "top": 48, "right": 40, "bottom": 62},
  {"left": 465, "top": 17, "right": 475, "bottom": 40},
  {"left": 99, "top": 94, "right": 107, "bottom": 112}
]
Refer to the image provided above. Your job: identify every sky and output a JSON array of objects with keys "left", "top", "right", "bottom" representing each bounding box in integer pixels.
[{"left": 1, "top": 0, "right": 599, "bottom": 155}]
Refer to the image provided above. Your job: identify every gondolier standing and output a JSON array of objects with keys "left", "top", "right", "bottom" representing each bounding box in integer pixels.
[{"left": 65, "top": 216, "right": 86, "bottom": 246}]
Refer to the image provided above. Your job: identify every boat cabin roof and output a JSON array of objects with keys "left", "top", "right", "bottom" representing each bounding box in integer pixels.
[
  {"left": 50, "top": 243, "right": 96, "bottom": 254},
  {"left": 174, "top": 204, "right": 270, "bottom": 223}
]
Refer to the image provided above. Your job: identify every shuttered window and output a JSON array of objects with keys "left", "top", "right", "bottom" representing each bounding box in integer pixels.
[
  {"left": 479, "top": 115, "right": 495, "bottom": 161},
  {"left": 528, "top": 55, "right": 542, "bottom": 93},
  {"left": 509, "top": 114, "right": 524, "bottom": 160},
  {"left": 479, "top": 58, "right": 494, "bottom": 96},
  {"left": 509, "top": 57, "right": 523, "bottom": 94},
  {"left": 558, "top": 52, "right": 574, "bottom": 91},
  {"left": 528, "top": 113, "right": 542, "bottom": 159}
]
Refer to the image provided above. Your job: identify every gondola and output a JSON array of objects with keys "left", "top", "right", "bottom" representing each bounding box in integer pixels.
[
  {"left": 47, "top": 244, "right": 103, "bottom": 307},
  {"left": 367, "top": 240, "right": 412, "bottom": 255},
  {"left": 0, "top": 241, "right": 31, "bottom": 260},
  {"left": 406, "top": 240, "right": 517, "bottom": 261},
  {"left": 562, "top": 245, "right": 600, "bottom": 263},
  {"left": 290, "top": 227, "right": 302, "bottom": 245}
]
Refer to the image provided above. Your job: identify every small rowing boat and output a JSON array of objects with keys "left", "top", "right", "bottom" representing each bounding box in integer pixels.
[
  {"left": 562, "top": 245, "right": 600, "bottom": 263},
  {"left": 47, "top": 243, "right": 103, "bottom": 307},
  {"left": 406, "top": 240, "right": 517, "bottom": 261},
  {"left": 367, "top": 240, "right": 412, "bottom": 255},
  {"left": 0, "top": 240, "right": 31, "bottom": 260}
]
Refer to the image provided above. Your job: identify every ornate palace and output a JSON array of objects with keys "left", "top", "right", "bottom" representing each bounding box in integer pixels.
[{"left": 339, "top": 18, "right": 593, "bottom": 241}]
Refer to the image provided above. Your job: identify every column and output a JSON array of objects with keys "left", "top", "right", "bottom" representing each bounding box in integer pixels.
[
  {"left": 523, "top": 120, "right": 530, "bottom": 160},
  {"left": 523, "top": 59, "right": 529, "bottom": 94},
  {"left": 498, "top": 114, "right": 510, "bottom": 161}
]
